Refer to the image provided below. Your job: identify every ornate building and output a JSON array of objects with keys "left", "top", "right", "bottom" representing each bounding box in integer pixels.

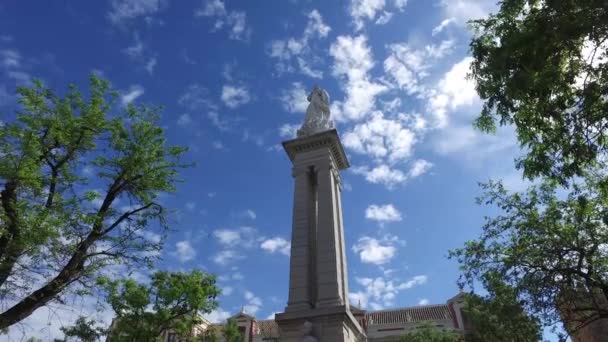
[{"left": 201, "top": 293, "right": 469, "bottom": 341}]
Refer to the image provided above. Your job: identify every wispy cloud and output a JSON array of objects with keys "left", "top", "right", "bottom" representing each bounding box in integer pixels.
[
  {"left": 329, "top": 35, "right": 387, "bottom": 122},
  {"left": 221, "top": 85, "right": 251, "bottom": 109},
  {"left": 172, "top": 240, "right": 196, "bottom": 262},
  {"left": 121, "top": 84, "right": 144, "bottom": 106},
  {"left": 195, "top": 0, "right": 251, "bottom": 41},
  {"left": 260, "top": 237, "right": 291, "bottom": 256},
  {"left": 268, "top": 9, "right": 331, "bottom": 78},
  {"left": 365, "top": 204, "right": 402, "bottom": 223},
  {"left": 108, "top": 0, "right": 168, "bottom": 26}
]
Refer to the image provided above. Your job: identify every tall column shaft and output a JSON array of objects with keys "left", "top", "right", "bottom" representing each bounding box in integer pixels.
[
  {"left": 315, "top": 155, "right": 347, "bottom": 308},
  {"left": 285, "top": 165, "right": 314, "bottom": 311}
]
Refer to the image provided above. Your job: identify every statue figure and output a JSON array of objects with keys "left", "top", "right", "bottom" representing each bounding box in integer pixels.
[
  {"left": 297, "top": 86, "right": 334, "bottom": 138},
  {"left": 300, "top": 321, "right": 318, "bottom": 342}
]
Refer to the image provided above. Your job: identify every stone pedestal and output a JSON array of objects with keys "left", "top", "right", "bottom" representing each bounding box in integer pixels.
[
  {"left": 277, "top": 129, "right": 366, "bottom": 341},
  {"left": 276, "top": 306, "right": 365, "bottom": 342}
]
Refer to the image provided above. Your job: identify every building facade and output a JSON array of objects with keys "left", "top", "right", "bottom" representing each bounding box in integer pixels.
[{"left": 201, "top": 293, "right": 469, "bottom": 341}]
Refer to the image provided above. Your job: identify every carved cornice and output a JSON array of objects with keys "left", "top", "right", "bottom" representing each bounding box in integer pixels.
[{"left": 282, "top": 129, "right": 350, "bottom": 170}]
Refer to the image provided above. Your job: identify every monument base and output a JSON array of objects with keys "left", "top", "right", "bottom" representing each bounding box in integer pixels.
[{"left": 275, "top": 306, "right": 366, "bottom": 342}]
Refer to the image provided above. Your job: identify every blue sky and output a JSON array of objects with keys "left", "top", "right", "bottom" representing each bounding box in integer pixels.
[{"left": 0, "top": 0, "right": 535, "bottom": 339}]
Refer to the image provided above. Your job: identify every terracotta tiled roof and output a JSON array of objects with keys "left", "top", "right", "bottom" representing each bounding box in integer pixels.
[
  {"left": 365, "top": 304, "right": 453, "bottom": 325},
  {"left": 256, "top": 319, "right": 280, "bottom": 338}
]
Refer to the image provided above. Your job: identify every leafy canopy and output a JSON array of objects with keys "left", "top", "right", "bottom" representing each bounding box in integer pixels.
[
  {"left": 223, "top": 318, "right": 243, "bottom": 342},
  {"left": 469, "top": 0, "right": 608, "bottom": 183},
  {"left": 57, "top": 316, "right": 107, "bottom": 342},
  {"left": 450, "top": 173, "right": 608, "bottom": 334},
  {"left": 101, "top": 270, "right": 220, "bottom": 342},
  {"left": 463, "top": 274, "right": 542, "bottom": 342},
  {"left": 0, "top": 75, "right": 188, "bottom": 330},
  {"left": 399, "top": 322, "right": 460, "bottom": 342}
]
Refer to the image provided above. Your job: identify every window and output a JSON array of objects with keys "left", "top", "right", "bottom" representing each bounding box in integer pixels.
[{"left": 167, "top": 332, "right": 178, "bottom": 342}]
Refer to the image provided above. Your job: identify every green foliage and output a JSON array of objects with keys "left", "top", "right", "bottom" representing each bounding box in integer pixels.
[
  {"left": 0, "top": 75, "right": 188, "bottom": 329},
  {"left": 223, "top": 318, "right": 243, "bottom": 342},
  {"left": 469, "top": 0, "right": 608, "bottom": 182},
  {"left": 450, "top": 173, "right": 608, "bottom": 333},
  {"left": 399, "top": 322, "right": 460, "bottom": 342},
  {"left": 100, "top": 270, "right": 220, "bottom": 342},
  {"left": 463, "top": 274, "right": 542, "bottom": 342},
  {"left": 59, "top": 316, "right": 106, "bottom": 342}
]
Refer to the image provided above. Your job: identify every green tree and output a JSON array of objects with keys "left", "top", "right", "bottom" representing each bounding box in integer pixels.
[
  {"left": 463, "top": 273, "right": 542, "bottom": 342},
  {"left": 469, "top": 0, "right": 608, "bottom": 183},
  {"left": 102, "top": 270, "right": 220, "bottom": 342},
  {"left": 399, "top": 322, "right": 460, "bottom": 342},
  {"left": 223, "top": 318, "right": 243, "bottom": 342},
  {"left": 59, "top": 316, "right": 106, "bottom": 342},
  {"left": 450, "top": 174, "right": 608, "bottom": 334},
  {"left": 0, "top": 75, "right": 188, "bottom": 330}
]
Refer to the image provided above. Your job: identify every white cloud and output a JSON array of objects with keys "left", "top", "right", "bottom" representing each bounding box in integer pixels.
[
  {"left": 212, "top": 141, "right": 224, "bottom": 149},
  {"left": 398, "top": 275, "right": 428, "bottom": 289},
  {"left": 394, "top": 0, "right": 408, "bottom": 11},
  {"left": 212, "top": 249, "right": 242, "bottom": 265},
  {"left": 352, "top": 236, "right": 398, "bottom": 265},
  {"left": 179, "top": 84, "right": 217, "bottom": 110},
  {"left": 0, "top": 49, "right": 20, "bottom": 68},
  {"left": 279, "top": 123, "right": 299, "bottom": 139},
  {"left": 351, "top": 274, "right": 426, "bottom": 309},
  {"left": 196, "top": 0, "right": 251, "bottom": 40},
  {"left": 439, "top": 0, "right": 496, "bottom": 25},
  {"left": 329, "top": 35, "right": 387, "bottom": 121},
  {"left": 244, "top": 291, "right": 263, "bottom": 314},
  {"left": 213, "top": 226, "right": 258, "bottom": 248},
  {"left": 185, "top": 201, "right": 196, "bottom": 211},
  {"left": 214, "top": 229, "right": 241, "bottom": 246},
  {"left": 268, "top": 10, "right": 330, "bottom": 78},
  {"left": 221, "top": 85, "right": 251, "bottom": 108},
  {"left": 365, "top": 204, "right": 402, "bottom": 223},
  {"left": 375, "top": 11, "right": 393, "bottom": 25},
  {"left": 108, "top": 0, "right": 167, "bottom": 26},
  {"left": 407, "top": 159, "right": 433, "bottom": 178},
  {"left": 197, "top": 0, "right": 226, "bottom": 16},
  {"left": 205, "top": 308, "right": 231, "bottom": 323},
  {"left": 384, "top": 40, "right": 454, "bottom": 96},
  {"left": 427, "top": 57, "right": 478, "bottom": 128},
  {"left": 349, "top": 0, "right": 386, "bottom": 30},
  {"left": 349, "top": 291, "right": 369, "bottom": 308},
  {"left": 177, "top": 113, "right": 192, "bottom": 126},
  {"left": 352, "top": 164, "right": 407, "bottom": 189},
  {"left": 145, "top": 56, "right": 157, "bottom": 74},
  {"left": 343, "top": 111, "right": 416, "bottom": 163},
  {"left": 418, "top": 298, "right": 430, "bottom": 305},
  {"left": 2, "top": 295, "right": 114, "bottom": 340},
  {"left": 121, "top": 85, "right": 144, "bottom": 106},
  {"left": 244, "top": 209, "right": 256, "bottom": 220},
  {"left": 432, "top": 18, "right": 455, "bottom": 35},
  {"left": 173, "top": 240, "right": 196, "bottom": 262},
  {"left": 280, "top": 82, "right": 310, "bottom": 113},
  {"left": 222, "top": 286, "right": 234, "bottom": 296},
  {"left": 123, "top": 34, "right": 144, "bottom": 59},
  {"left": 260, "top": 237, "right": 291, "bottom": 256}
]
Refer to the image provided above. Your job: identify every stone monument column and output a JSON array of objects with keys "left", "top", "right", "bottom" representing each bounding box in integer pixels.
[{"left": 276, "top": 86, "right": 365, "bottom": 342}]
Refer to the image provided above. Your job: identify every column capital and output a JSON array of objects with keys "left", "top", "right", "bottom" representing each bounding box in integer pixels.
[{"left": 291, "top": 165, "right": 311, "bottom": 178}]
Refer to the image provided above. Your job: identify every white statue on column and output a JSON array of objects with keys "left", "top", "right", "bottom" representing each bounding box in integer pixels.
[{"left": 297, "top": 86, "right": 334, "bottom": 138}]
